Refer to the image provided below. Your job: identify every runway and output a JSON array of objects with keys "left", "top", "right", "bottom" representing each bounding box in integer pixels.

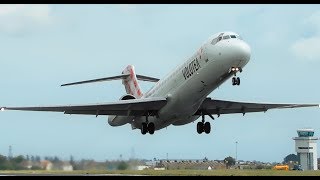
[{"left": 0, "top": 173, "right": 146, "bottom": 176}]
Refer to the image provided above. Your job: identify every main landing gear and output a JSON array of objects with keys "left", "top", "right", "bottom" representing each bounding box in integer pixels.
[
  {"left": 197, "top": 112, "right": 214, "bottom": 134},
  {"left": 230, "top": 67, "right": 242, "bottom": 86},
  {"left": 141, "top": 115, "right": 155, "bottom": 135}
]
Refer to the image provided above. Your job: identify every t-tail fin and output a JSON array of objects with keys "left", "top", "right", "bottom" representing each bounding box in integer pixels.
[{"left": 122, "top": 65, "right": 143, "bottom": 98}]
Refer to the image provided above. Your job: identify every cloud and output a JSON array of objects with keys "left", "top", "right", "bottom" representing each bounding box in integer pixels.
[
  {"left": 291, "top": 36, "right": 320, "bottom": 61},
  {"left": 118, "top": 4, "right": 137, "bottom": 12},
  {"left": 305, "top": 10, "right": 320, "bottom": 29},
  {"left": 291, "top": 11, "right": 320, "bottom": 61},
  {"left": 0, "top": 4, "right": 52, "bottom": 35}
]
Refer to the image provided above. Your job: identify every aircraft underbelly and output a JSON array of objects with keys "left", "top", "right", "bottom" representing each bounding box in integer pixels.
[
  {"left": 131, "top": 43, "right": 250, "bottom": 131},
  {"left": 155, "top": 61, "right": 227, "bottom": 127},
  {"left": 163, "top": 56, "right": 247, "bottom": 126}
]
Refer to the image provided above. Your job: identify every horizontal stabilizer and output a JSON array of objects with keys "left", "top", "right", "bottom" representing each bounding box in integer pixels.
[
  {"left": 136, "top": 75, "right": 159, "bottom": 82},
  {"left": 61, "top": 74, "right": 159, "bottom": 87}
]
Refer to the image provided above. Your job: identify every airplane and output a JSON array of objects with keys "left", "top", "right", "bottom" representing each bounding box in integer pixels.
[{"left": 1, "top": 31, "right": 319, "bottom": 135}]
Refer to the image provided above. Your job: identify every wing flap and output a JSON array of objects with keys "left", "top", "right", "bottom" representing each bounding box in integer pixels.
[{"left": 63, "top": 110, "right": 146, "bottom": 116}]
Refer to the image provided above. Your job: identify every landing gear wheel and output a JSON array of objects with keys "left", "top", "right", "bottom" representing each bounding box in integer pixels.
[
  {"left": 236, "top": 77, "right": 240, "bottom": 86},
  {"left": 232, "top": 77, "right": 236, "bottom": 86},
  {"left": 204, "top": 122, "right": 211, "bottom": 134},
  {"left": 148, "top": 122, "right": 155, "bottom": 135},
  {"left": 232, "top": 77, "right": 240, "bottom": 86},
  {"left": 141, "top": 123, "right": 148, "bottom": 135},
  {"left": 197, "top": 122, "right": 204, "bottom": 134}
]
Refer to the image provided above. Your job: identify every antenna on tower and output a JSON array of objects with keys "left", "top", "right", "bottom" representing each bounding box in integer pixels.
[{"left": 8, "top": 145, "right": 13, "bottom": 159}]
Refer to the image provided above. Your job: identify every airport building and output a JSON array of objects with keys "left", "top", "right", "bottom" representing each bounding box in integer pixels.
[{"left": 293, "top": 128, "right": 318, "bottom": 170}]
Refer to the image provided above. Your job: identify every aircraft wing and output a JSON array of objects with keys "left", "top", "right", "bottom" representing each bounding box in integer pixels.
[
  {"left": 197, "top": 98, "right": 319, "bottom": 116},
  {"left": 0, "top": 97, "right": 167, "bottom": 116}
]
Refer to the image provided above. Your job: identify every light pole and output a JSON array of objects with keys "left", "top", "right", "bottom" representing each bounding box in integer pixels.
[
  {"left": 235, "top": 141, "right": 238, "bottom": 164},
  {"left": 166, "top": 153, "right": 168, "bottom": 170}
]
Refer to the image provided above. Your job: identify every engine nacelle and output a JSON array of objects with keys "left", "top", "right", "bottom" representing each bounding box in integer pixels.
[
  {"left": 119, "top": 94, "right": 136, "bottom": 100},
  {"left": 108, "top": 94, "right": 136, "bottom": 127},
  {"left": 108, "top": 115, "right": 134, "bottom": 126}
]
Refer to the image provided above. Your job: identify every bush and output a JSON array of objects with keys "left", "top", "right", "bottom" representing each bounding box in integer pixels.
[
  {"left": 117, "top": 161, "right": 129, "bottom": 170},
  {"left": 31, "top": 166, "right": 43, "bottom": 170},
  {"left": 256, "top": 165, "right": 264, "bottom": 169}
]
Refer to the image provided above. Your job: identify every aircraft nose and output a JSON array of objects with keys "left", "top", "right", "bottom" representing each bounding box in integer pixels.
[
  {"left": 232, "top": 41, "right": 251, "bottom": 62},
  {"left": 218, "top": 40, "right": 251, "bottom": 68}
]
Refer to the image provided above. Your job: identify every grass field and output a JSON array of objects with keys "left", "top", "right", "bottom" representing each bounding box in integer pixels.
[{"left": 1, "top": 169, "right": 320, "bottom": 176}]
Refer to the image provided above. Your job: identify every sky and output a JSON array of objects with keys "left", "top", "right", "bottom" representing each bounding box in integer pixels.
[{"left": 0, "top": 4, "right": 320, "bottom": 163}]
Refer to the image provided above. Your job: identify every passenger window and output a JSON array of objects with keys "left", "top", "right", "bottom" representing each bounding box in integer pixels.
[{"left": 230, "top": 35, "right": 236, "bottom": 38}]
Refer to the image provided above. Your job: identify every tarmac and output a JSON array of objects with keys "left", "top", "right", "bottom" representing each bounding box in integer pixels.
[{"left": 0, "top": 173, "right": 145, "bottom": 176}]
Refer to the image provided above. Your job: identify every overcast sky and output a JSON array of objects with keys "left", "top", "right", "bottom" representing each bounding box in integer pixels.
[{"left": 0, "top": 4, "right": 319, "bottom": 163}]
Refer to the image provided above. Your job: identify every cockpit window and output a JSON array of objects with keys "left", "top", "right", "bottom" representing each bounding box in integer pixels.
[
  {"left": 211, "top": 33, "right": 243, "bottom": 45},
  {"left": 223, "top": 35, "right": 230, "bottom": 39},
  {"left": 211, "top": 36, "right": 223, "bottom": 45},
  {"left": 211, "top": 37, "right": 218, "bottom": 45},
  {"left": 236, "top": 35, "right": 243, "bottom": 40},
  {"left": 211, "top": 33, "right": 242, "bottom": 45}
]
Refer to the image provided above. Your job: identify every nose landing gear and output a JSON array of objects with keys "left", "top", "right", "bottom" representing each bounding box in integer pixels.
[
  {"left": 232, "top": 77, "right": 240, "bottom": 86},
  {"left": 230, "top": 67, "right": 242, "bottom": 86}
]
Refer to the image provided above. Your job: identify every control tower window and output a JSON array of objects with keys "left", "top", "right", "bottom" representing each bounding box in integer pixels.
[{"left": 298, "top": 131, "right": 314, "bottom": 137}]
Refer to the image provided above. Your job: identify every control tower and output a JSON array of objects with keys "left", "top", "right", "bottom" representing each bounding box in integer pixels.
[{"left": 293, "top": 128, "right": 318, "bottom": 170}]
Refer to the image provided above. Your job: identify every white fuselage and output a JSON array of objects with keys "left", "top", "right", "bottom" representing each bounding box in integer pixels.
[{"left": 125, "top": 32, "right": 250, "bottom": 131}]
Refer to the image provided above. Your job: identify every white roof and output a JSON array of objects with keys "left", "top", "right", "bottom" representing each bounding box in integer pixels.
[{"left": 297, "top": 128, "right": 314, "bottom": 132}]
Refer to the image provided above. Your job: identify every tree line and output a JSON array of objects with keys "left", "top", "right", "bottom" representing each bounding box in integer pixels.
[
  {"left": 0, "top": 153, "right": 133, "bottom": 170},
  {"left": 0, "top": 154, "right": 27, "bottom": 170}
]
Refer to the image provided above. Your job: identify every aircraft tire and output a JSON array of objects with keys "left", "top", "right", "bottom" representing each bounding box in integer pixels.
[
  {"left": 204, "top": 122, "right": 211, "bottom": 134},
  {"left": 141, "top": 123, "right": 148, "bottom": 135},
  {"left": 197, "top": 122, "right": 204, "bottom": 134},
  {"left": 237, "top": 77, "right": 240, "bottom": 85},
  {"left": 148, "top": 122, "right": 155, "bottom": 135},
  {"left": 232, "top": 77, "right": 236, "bottom": 86}
]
